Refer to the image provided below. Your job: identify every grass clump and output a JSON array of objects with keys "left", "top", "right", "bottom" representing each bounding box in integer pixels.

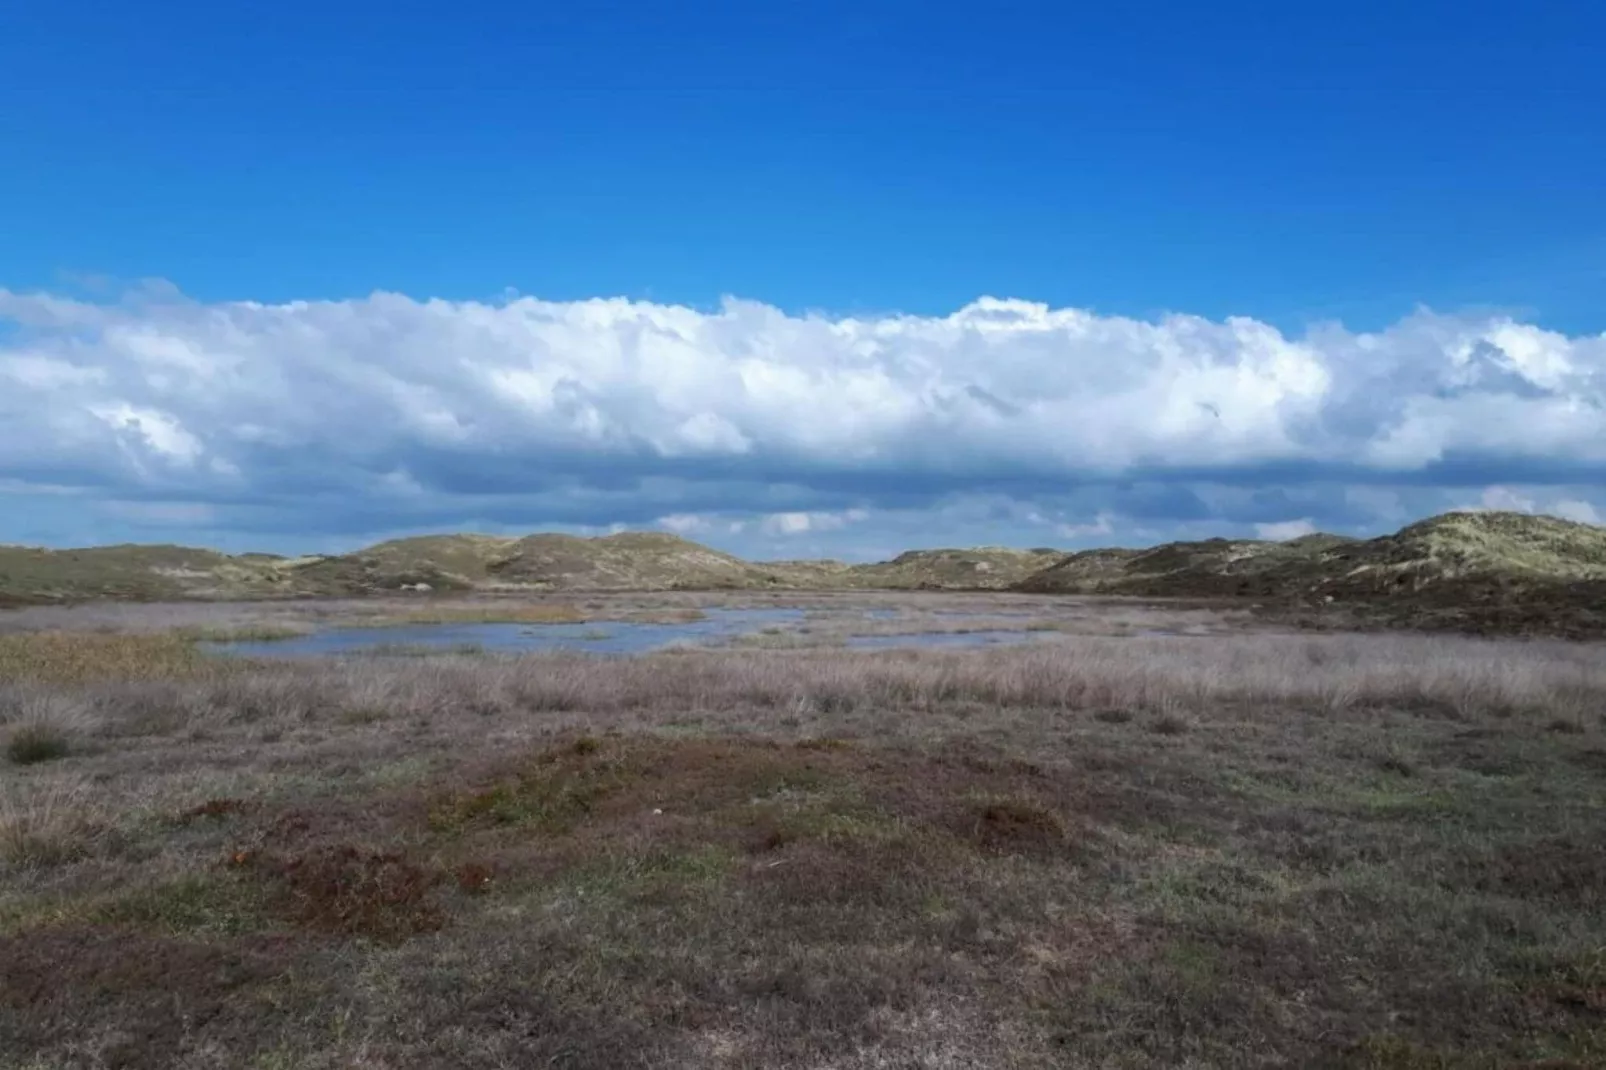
[
  {"left": 1148, "top": 712, "right": 1192, "bottom": 736},
  {"left": 0, "top": 784, "right": 99, "bottom": 867},
  {"left": 4, "top": 722, "right": 72, "bottom": 765},
  {"left": 338, "top": 705, "right": 391, "bottom": 725}
]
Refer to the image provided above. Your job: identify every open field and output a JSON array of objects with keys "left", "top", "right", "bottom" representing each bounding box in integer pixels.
[{"left": 2, "top": 595, "right": 1604, "bottom": 1068}]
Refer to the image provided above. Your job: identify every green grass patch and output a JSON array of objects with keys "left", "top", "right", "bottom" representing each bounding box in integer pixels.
[
  {"left": 89, "top": 871, "right": 275, "bottom": 936},
  {"left": 606, "top": 845, "right": 739, "bottom": 900},
  {"left": 428, "top": 770, "right": 609, "bottom": 834}
]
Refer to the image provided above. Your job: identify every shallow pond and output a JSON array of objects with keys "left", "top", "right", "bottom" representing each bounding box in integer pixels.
[{"left": 203, "top": 607, "right": 806, "bottom": 658}]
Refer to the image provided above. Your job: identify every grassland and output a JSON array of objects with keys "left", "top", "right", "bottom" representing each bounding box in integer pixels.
[{"left": 1, "top": 594, "right": 1604, "bottom": 1069}]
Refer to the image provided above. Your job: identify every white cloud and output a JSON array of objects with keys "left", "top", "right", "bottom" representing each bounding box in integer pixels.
[
  {"left": 1553, "top": 500, "right": 1602, "bottom": 525},
  {"left": 1255, "top": 518, "right": 1318, "bottom": 541},
  {"left": 762, "top": 512, "right": 815, "bottom": 536},
  {"left": 758, "top": 509, "right": 868, "bottom": 536},
  {"left": 2, "top": 285, "right": 1605, "bottom": 549},
  {"left": 1474, "top": 486, "right": 1539, "bottom": 514},
  {"left": 657, "top": 513, "right": 711, "bottom": 535},
  {"left": 88, "top": 403, "right": 204, "bottom": 466},
  {"left": 1057, "top": 512, "right": 1117, "bottom": 538},
  {"left": 1454, "top": 485, "right": 1604, "bottom": 527}
]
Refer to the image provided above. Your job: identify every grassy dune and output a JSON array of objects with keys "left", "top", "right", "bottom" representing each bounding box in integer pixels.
[
  {"left": 1021, "top": 511, "right": 1606, "bottom": 638},
  {"left": 2, "top": 620, "right": 1604, "bottom": 1068},
  {"left": 842, "top": 547, "right": 1069, "bottom": 590},
  {"left": 7, "top": 511, "right": 1606, "bottom": 639}
]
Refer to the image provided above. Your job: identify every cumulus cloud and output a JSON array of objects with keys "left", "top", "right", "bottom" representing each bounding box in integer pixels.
[
  {"left": 656, "top": 513, "right": 712, "bottom": 535},
  {"left": 1254, "top": 519, "right": 1318, "bottom": 541},
  {"left": 1553, "top": 500, "right": 1602, "bottom": 525},
  {"left": 1, "top": 285, "right": 1604, "bottom": 552},
  {"left": 1056, "top": 512, "right": 1117, "bottom": 539},
  {"left": 1460, "top": 485, "right": 1603, "bottom": 526},
  {"left": 759, "top": 509, "right": 870, "bottom": 537}
]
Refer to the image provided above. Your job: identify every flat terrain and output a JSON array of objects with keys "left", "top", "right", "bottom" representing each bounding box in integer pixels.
[{"left": 2, "top": 594, "right": 1604, "bottom": 1068}]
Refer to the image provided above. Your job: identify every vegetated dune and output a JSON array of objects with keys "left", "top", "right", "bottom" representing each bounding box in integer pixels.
[
  {"left": 0, "top": 532, "right": 850, "bottom": 604},
  {"left": 0, "top": 544, "right": 297, "bottom": 605},
  {"left": 486, "top": 532, "right": 826, "bottom": 591},
  {"left": 1016, "top": 511, "right": 1606, "bottom": 638},
  {"left": 1015, "top": 532, "right": 1358, "bottom": 598},
  {"left": 0, "top": 535, "right": 1064, "bottom": 602},
  {"left": 1020, "top": 511, "right": 1606, "bottom": 597},
  {"left": 840, "top": 547, "right": 1069, "bottom": 590},
  {"left": 4, "top": 511, "right": 1605, "bottom": 635}
]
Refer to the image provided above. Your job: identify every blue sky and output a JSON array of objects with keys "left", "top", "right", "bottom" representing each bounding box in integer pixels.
[{"left": 2, "top": 1, "right": 1604, "bottom": 558}]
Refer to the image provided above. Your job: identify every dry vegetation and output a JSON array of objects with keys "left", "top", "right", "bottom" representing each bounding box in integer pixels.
[{"left": 1, "top": 602, "right": 1604, "bottom": 1068}]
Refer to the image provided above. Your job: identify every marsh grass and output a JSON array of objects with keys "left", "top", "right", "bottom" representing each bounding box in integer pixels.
[
  {"left": 0, "top": 631, "right": 208, "bottom": 685},
  {"left": 162, "top": 633, "right": 1602, "bottom": 722},
  {"left": 170, "top": 623, "right": 312, "bottom": 643},
  {"left": 371, "top": 603, "right": 586, "bottom": 626},
  {"left": 618, "top": 607, "right": 708, "bottom": 624},
  {"left": 2, "top": 601, "right": 1605, "bottom": 1068},
  {"left": 354, "top": 641, "right": 488, "bottom": 657}
]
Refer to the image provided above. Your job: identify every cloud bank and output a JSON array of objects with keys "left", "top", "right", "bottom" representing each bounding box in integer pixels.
[{"left": 2, "top": 286, "right": 1603, "bottom": 556}]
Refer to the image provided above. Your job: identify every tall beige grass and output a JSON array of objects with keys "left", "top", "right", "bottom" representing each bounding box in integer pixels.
[
  {"left": 0, "top": 778, "right": 104, "bottom": 867},
  {"left": 30, "top": 632, "right": 1601, "bottom": 734}
]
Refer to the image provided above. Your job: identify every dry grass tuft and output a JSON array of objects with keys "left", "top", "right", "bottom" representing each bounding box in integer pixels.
[
  {"left": 0, "top": 781, "right": 102, "bottom": 867},
  {"left": 1, "top": 691, "right": 91, "bottom": 765},
  {"left": 1148, "top": 712, "right": 1193, "bottom": 736}
]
